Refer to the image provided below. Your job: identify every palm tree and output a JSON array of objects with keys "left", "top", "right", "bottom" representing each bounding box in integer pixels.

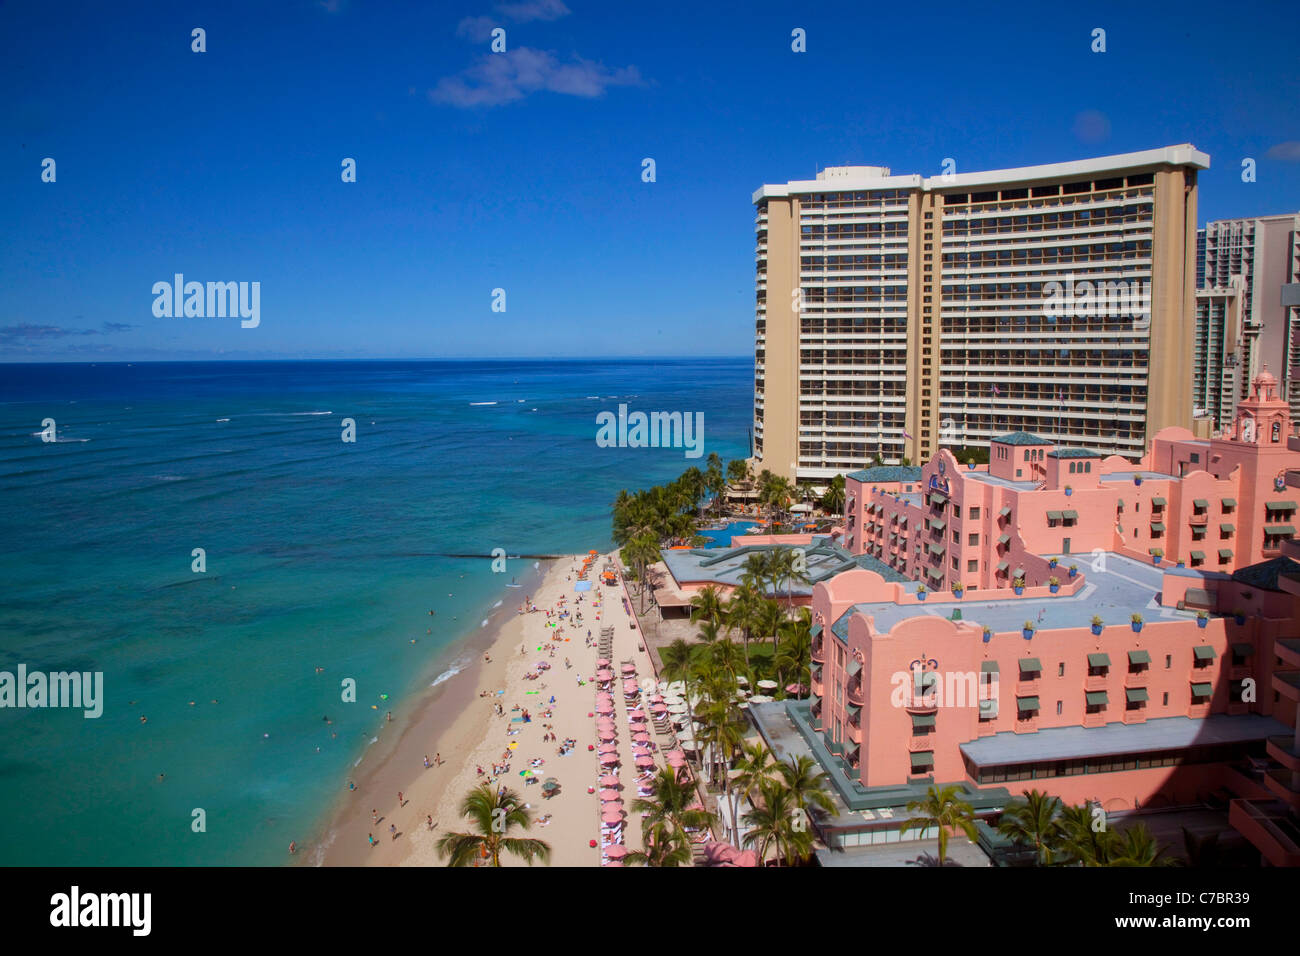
[
  {"left": 774, "top": 609, "right": 812, "bottom": 695},
  {"left": 631, "top": 767, "right": 715, "bottom": 839},
  {"left": 624, "top": 820, "right": 695, "bottom": 867},
  {"left": 1107, "top": 823, "right": 1175, "bottom": 867},
  {"left": 795, "top": 481, "right": 817, "bottom": 513},
  {"left": 899, "top": 784, "right": 978, "bottom": 867},
  {"left": 998, "top": 789, "right": 1062, "bottom": 866},
  {"left": 769, "top": 547, "right": 811, "bottom": 613},
  {"left": 689, "top": 585, "right": 726, "bottom": 626},
  {"left": 742, "top": 779, "right": 814, "bottom": 866},
  {"left": 726, "top": 583, "right": 766, "bottom": 667},
  {"left": 756, "top": 597, "right": 788, "bottom": 660},
  {"left": 435, "top": 783, "right": 551, "bottom": 867},
  {"left": 1051, "top": 802, "right": 1110, "bottom": 866},
  {"left": 776, "top": 754, "right": 838, "bottom": 819},
  {"left": 819, "top": 474, "right": 845, "bottom": 515},
  {"left": 623, "top": 532, "right": 661, "bottom": 613}
]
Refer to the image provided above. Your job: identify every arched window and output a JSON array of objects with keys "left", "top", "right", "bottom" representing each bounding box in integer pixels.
[{"left": 1272, "top": 420, "right": 1281, "bottom": 443}]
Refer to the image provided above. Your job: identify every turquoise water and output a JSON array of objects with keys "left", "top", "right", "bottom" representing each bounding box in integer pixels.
[
  {"left": 697, "top": 520, "right": 759, "bottom": 546},
  {"left": 0, "top": 359, "right": 751, "bottom": 865}
]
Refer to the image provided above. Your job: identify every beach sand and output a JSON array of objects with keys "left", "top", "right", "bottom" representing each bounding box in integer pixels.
[{"left": 319, "top": 551, "right": 668, "bottom": 867}]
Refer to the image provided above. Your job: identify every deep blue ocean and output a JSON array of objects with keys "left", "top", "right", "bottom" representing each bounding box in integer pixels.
[{"left": 0, "top": 358, "right": 752, "bottom": 865}]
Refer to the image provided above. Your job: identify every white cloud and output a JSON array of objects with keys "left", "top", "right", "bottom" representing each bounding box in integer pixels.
[
  {"left": 430, "top": 47, "right": 642, "bottom": 107},
  {"left": 1265, "top": 141, "right": 1300, "bottom": 162}
]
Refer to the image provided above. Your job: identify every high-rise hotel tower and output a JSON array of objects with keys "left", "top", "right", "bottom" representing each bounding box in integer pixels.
[{"left": 752, "top": 145, "right": 1208, "bottom": 482}]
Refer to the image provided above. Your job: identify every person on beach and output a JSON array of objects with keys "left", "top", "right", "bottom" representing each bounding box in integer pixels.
[
  {"left": 397, "top": 791, "right": 403, "bottom": 806},
  {"left": 427, "top": 815, "right": 435, "bottom": 830},
  {"left": 423, "top": 755, "right": 430, "bottom": 769},
  {"left": 390, "top": 823, "right": 397, "bottom": 841},
  {"left": 288, "top": 841, "right": 296, "bottom": 855},
  {"left": 435, "top": 752, "right": 442, "bottom": 765},
  {"left": 368, "top": 833, "right": 376, "bottom": 848},
  {"left": 372, "top": 809, "right": 378, "bottom": 824}
]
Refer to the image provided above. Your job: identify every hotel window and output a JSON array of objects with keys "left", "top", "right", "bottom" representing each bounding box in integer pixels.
[
  {"left": 970, "top": 507, "right": 980, "bottom": 520},
  {"left": 968, "top": 533, "right": 979, "bottom": 545},
  {"left": 1165, "top": 654, "right": 1172, "bottom": 669},
  {"left": 968, "top": 559, "right": 978, "bottom": 572},
  {"left": 1058, "top": 662, "right": 1065, "bottom": 677},
  {"left": 1056, "top": 701, "right": 1063, "bottom": 716},
  {"left": 1162, "top": 692, "right": 1169, "bottom": 706}
]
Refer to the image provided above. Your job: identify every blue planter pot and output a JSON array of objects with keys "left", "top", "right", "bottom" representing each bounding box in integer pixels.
[
  {"left": 968, "top": 463, "right": 976, "bottom": 470},
  {"left": 1234, "top": 615, "right": 1246, "bottom": 625},
  {"left": 1197, "top": 617, "right": 1208, "bottom": 628},
  {"left": 1131, "top": 621, "right": 1143, "bottom": 633},
  {"left": 1022, "top": 628, "right": 1034, "bottom": 641},
  {"left": 1064, "top": 488, "right": 1073, "bottom": 497},
  {"left": 1049, "top": 584, "right": 1060, "bottom": 594},
  {"left": 1013, "top": 587, "right": 1024, "bottom": 596},
  {"left": 917, "top": 592, "right": 927, "bottom": 602},
  {"left": 1091, "top": 624, "right": 1103, "bottom": 636},
  {"left": 1068, "top": 568, "right": 1077, "bottom": 578},
  {"left": 982, "top": 631, "right": 992, "bottom": 643},
  {"left": 1152, "top": 556, "right": 1161, "bottom": 565},
  {"left": 953, "top": 591, "right": 964, "bottom": 600}
]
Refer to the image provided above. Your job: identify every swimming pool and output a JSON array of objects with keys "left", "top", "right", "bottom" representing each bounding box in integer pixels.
[{"left": 696, "top": 521, "right": 760, "bottom": 546}]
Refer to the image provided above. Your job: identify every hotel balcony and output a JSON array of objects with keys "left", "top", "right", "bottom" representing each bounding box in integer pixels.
[
  {"left": 1016, "top": 678, "right": 1040, "bottom": 696},
  {"left": 846, "top": 678, "right": 865, "bottom": 707},
  {"left": 1228, "top": 800, "right": 1300, "bottom": 868},
  {"left": 1274, "top": 671, "right": 1300, "bottom": 703},
  {"left": 1124, "top": 669, "right": 1150, "bottom": 688},
  {"left": 1014, "top": 717, "right": 1039, "bottom": 735},
  {"left": 1267, "top": 735, "right": 1300, "bottom": 774},
  {"left": 908, "top": 734, "right": 935, "bottom": 752},
  {"left": 1276, "top": 638, "right": 1300, "bottom": 669},
  {"left": 846, "top": 721, "right": 862, "bottom": 745},
  {"left": 811, "top": 639, "right": 825, "bottom": 664},
  {"left": 1265, "top": 769, "right": 1300, "bottom": 813},
  {"left": 1084, "top": 674, "right": 1109, "bottom": 693},
  {"left": 1082, "top": 711, "right": 1108, "bottom": 729},
  {"left": 1122, "top": 707, "right": 1147, "bottom": 725}
]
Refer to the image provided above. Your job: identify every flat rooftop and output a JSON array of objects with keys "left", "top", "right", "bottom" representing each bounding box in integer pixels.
[
  {"left": 841, "top": 551, "right": 1208, "bottom": 636},
  {"left": 961, "top": 714, "right": 1293, "bottom": 767},
  {"left": 963, "top": 472, "right": 1041, "bottom": 491},
  {"left": 1100, "top": 471, "right": 1180, "bottom": 482}
]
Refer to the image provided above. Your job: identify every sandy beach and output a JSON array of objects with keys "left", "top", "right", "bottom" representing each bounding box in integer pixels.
[{"left": 319, "top": 550, "right": 673, "bottom": 867}]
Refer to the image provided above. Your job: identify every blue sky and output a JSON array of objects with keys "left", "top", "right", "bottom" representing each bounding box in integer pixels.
[{"left": 2, "top": 0, "right": 1297, "bottom": 361}]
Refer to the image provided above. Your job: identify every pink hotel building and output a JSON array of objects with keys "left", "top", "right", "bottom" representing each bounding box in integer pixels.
[{"left": 793, "top": 370, "right": 1300, "bottom": 864}]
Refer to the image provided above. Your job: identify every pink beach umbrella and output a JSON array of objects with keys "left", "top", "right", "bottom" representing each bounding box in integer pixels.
[
  {"left": 602, "top": 810, "right": 624, "bottom": 825},
  {"left": 596, "top": 659, "right": 611, "bottom": 667},
  {"left": 602, "top": 859, "right": 623, "bottom": 867},
  {"left": 598, "top": 742, "right": 618, "bottom": 752},
  {"left": 621, "top": 663, "right": 636, "bottom": 673},
  {"left": 600, "top": 753, "right": 620, "bottom": 765},
  {"left": 596, "top": 715, "right": 615, "bottom": 726},
  {"left": 599, "top": 789, "right": 621, "bottom": 801},
  {"left": 634, "top": 754, "right": 654, "bottom": 768},
  {"left": 598, "top": 729, "right": 616, "bottom": 741},
  {"left": 599, "top": 774, "right": 620, "bottom": 787},
  {"left": 628, "top": 709, "right": 647, "bottom": 721},
  {"left": 632, "top": 730, "right": 651, "bottom": 742},
  {"left": 605, "top": 845, "right": 629, "bottom": 859},
  {"left": 596, "top": 669, "right": 614, "bottom": 681},
  {"left": 665, "top": 749, "right": 686, "bottom": 764}
]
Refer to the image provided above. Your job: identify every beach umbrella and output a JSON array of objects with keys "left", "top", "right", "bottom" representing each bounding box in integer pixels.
[
  {"left": 596, "top": 669, "right": 614, "bottom": 681},
  {"left": 632, "top": 731, "right": 651, "bottom": 743},
  {"left": 598, "top": 742, "right": 618, "bottom": 752},
  {"left": 602, "top": 859, "right": 623, "bottom": 867},
  {"left": 599, "top": 789, "right": 621, "bottom": 801},
  {"left": 635, "top": 754, "right": 654, "bottom": 768},
  {"left": 661, "top": 694, "right": 683, "bottom": 705},
  {"left": 599, "top": 729, "right": 616, "bottom": 741},
  {"left": 651, "top": 703, "right": 668, "bottom": 715},
  {"left": 785, "top": 683, "right": 807, "bottom": 695},
  {"left": 757, "top": 679, "right": 779, "bottom": 691},
  {"left": 595, "top": 704, "right": 613, "bottom": 716},
  {"left": 628, "top": 709, "right": 647, "bottom": 720},
  {"left": 665, "top": 750, "right": 686, "bottom": 766},
  {"left": 621, "top": 663, "right": 636, "bottom": 674},
  {"left": 599, "top": 774, "right": 620, "bottom": 787},
  {"left": 735, "top": 675, "right": 749, "bottom": 686},
  {"left": 602, "top": 810, "right": 624, "bottom": 825},
  {"left": 649, "top": 694, "right": 664, "bottom": 703},
  {"left": 605, "top": 845, "right": 629, "bottom": 859},
  {"left": 749, "top": 694, "right": 774, "bottom": 703},
  {"left": 596, "top": 659, "right": 611, "bottom": 667},
  {"left": 600, "top": 753, "right": 620, "bottom": 765}
]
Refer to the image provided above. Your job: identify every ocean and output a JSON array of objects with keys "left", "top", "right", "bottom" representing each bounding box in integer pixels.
[{"left": 0, "top": 358, "right": 752, "bottom": 865}]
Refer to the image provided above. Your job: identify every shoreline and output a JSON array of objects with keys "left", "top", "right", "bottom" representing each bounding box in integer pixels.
[
  {"left": 317, "top": 553, "right": 607, "bottom": 866},
  {"left": 310, "top": 558, "right": 554, "bottom": 867}
]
